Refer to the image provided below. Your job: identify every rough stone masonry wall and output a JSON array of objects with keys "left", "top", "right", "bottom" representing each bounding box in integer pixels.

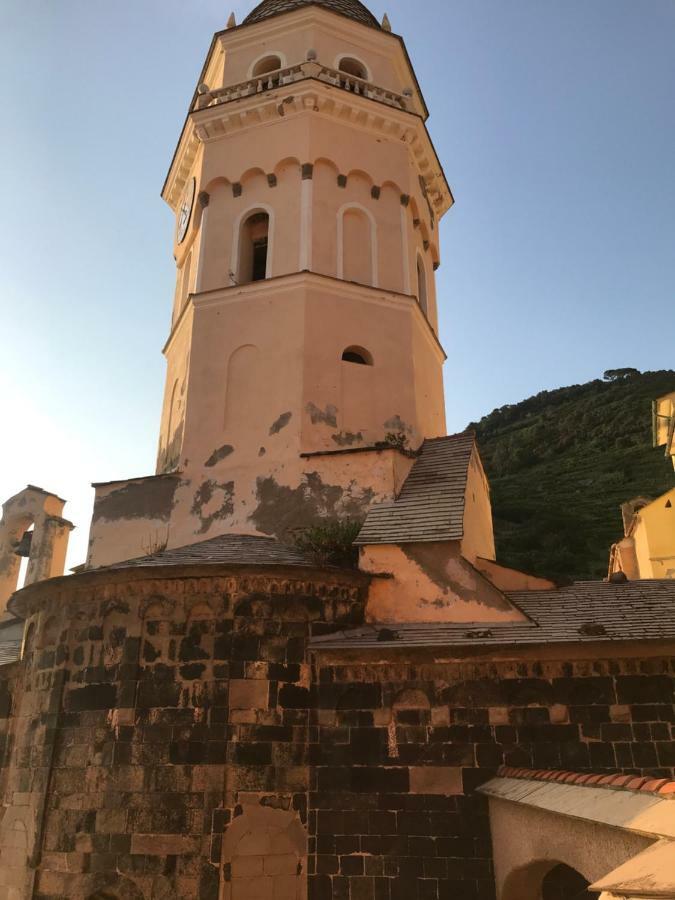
[
  {"left": 0, "top": 567, "right": 365, "bottom": 900},
  {"left": 0, "top": 568, "right": 673, "bottom": 900},
  {"left": 308, "top": 651, "right": 675, "bottom": 900}
]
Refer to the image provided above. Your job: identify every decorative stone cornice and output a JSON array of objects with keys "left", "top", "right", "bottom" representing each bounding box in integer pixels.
[
  {"left": 10, "top": 563, "right": 368, "bottom": 619},
  {"left": 164, "top": 75, "right": 452, "bottom": 221}
]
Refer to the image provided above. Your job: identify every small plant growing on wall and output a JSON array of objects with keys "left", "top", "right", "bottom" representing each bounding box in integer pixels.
[
  {"left": 384, "top": 431, "right": 409, "bottom": 451},
  {"left": 293, "top": 519, "right": 362, "bottom": 568}
]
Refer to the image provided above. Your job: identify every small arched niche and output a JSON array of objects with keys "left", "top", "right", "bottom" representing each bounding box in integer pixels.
[
  {"left": 238, "top": 211, "right": 270, "bottom": 284},
  {"left": 342, "top": 346, "right": 373, "bottom": 366},
  {"left": 416, "top": 254, "right": 428, "bottom": 316},
  {"left": 338, "top": 56, "right": 369, "bottom": 81},
  {"left": 252, "top": 54, "right": 283, "bottom": 78}
]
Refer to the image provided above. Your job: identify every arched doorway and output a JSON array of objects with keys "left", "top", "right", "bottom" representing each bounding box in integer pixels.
[
  {"left": 503, "top": 861, "right": 597, "bottom": 900},
  {"left": 543, "top": 863, "right": 597, "bottom": 899}
]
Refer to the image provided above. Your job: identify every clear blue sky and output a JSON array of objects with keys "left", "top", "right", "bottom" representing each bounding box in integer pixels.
[{"left": 1, "top": 0, "right": 673, "bottom": 568}]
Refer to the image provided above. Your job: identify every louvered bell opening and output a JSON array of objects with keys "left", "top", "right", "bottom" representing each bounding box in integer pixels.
[{"left": 14, "top": 531, "right": 33, "bottom": 558}]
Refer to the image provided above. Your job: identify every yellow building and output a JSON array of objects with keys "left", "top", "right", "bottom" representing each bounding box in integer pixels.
[
  {"left": 609, "top": 392, "right": 675, "bottom": 580},
  {"left": 654, "top": 391, "right": 675, "bottom": 470},
  {"left": 609, "top": 490, "right": 675, "bottom": 580}
]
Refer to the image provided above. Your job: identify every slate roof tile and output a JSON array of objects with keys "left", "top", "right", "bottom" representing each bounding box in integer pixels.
[
  {"left": 100, "top": 533, "right": 329, "bottom": 571},
  {"left": 354, "top": 433, "right": 475, "bottom": 545},
  {"left": 310, "top": 579, "right": 675, "bottom": 649},
  {"left": 243, "top": 0, "right": 380, "bottom": 28}
]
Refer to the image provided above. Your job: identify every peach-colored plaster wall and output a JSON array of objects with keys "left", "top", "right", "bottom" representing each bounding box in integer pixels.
[
  {"left": 86, "top": 5, "right": 453, "bottom": 572},
  {"left": 360, "top": 542, "right": 527, "bottom": 624},
  {"left": 212, "top": 11, "right": 420, "bottom": 107},
  {"left": 460, "top": 449, "right": 497, "bottom": 564}
]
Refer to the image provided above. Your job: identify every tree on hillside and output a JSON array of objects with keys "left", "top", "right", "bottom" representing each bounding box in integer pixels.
[{"left": 603, "top": 368, "right": 641, "bottom": 382}]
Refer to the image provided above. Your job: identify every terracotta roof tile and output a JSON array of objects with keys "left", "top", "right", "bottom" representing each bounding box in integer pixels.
[{"left": 497, "top": 767, "right": 675, "bottom": 797}]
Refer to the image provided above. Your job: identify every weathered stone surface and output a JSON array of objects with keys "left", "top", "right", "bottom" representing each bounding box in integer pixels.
[{"left": 0, "top": 565, "right": 673, "bottom": 899}]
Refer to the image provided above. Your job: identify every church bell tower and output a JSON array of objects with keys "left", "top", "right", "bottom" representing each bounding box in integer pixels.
[{"left": 88, "top": 0, "right": 455, "bottom": 566}]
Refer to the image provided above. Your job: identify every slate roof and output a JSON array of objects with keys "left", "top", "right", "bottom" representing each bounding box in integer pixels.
[
  {"left": 243, "top": 0, "right": 381, "bottom": 28},
  {"left": 354, "top": 433, "right": 476, "bottom": 546},
  {"left": 102, "top": 534, "right": 329, "bottom": 571},
  {"left": 310, "top": 579, "right": 675, "bottom": 649}
]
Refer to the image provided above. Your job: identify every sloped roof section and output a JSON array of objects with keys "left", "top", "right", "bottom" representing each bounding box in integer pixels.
[
  {"left": 243, "top": 0, "right": 381, "bottom": 28},
  {"left": 101, "top": 534, "right": 325, "bottom": 571},
  {"left": 310, "top": 579, "right": 675, "bottom": 648},
  {"left": 354, "top": 433, "right": 476, "bottom": 546}
]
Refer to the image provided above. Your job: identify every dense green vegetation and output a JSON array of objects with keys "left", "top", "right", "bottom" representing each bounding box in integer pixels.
[{"left": 471, "top": 370, "right": 675, "bottom": 583}]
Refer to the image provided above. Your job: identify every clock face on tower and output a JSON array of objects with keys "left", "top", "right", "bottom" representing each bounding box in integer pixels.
[{"left": 176, "top": 177, "right": 196, "bottom": 244}]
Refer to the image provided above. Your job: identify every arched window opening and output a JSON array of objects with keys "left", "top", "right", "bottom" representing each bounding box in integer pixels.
[
  {"left": 252, "top": 55, "right": 282, "bottom": 78},
  {"left": 338, "top": 57, "right": 368, "bottom": 81},
  {"left": 416, "top": 255, "right": 428, "bottom": 315},
  {"left": 342, "top": 346, "right": 373, "bottom": 366},
  {"left": 16, "top": 524, "right": 34, "bottom": 591},
  {"left": 238, "top": 212, "right": 270, "bottom": 284}
]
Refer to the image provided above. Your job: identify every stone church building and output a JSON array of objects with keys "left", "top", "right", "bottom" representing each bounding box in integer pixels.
[{"left": 0, "top": 1, "right": 674, "bottom": 897}]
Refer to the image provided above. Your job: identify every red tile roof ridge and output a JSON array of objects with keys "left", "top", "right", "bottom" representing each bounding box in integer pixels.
[{"left": 496, "top": 766, "right": 675, "bottom": 797}]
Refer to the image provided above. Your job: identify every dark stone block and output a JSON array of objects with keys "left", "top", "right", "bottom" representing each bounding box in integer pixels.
[
  {"left": 553, "top": 677, "right": 616, "bottom": 705},
  {"left": 351, "top": 766, "right": 409, "bottom": 794},
  {"left": 169, "top": 741, "right": 207, "bottom": 765},
  {"left": 616, "top": 676, "right": 674, "bottom": 705},
  {"left": 66, "top": 684, "right": 117, "bottom": 712},
  {"left": 234, "top": 742, "right": 272, "bottom": 766},
  {"left": 199, "top": 861, "right": 220, "bottom": 900},
  {"left": 279, "top": 684, "right": 313, "bottom": 709}
]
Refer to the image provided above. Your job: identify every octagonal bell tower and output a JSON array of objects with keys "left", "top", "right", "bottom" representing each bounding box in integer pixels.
[{"left": 88, "top": 0, "right": 455, "bottom": 566}]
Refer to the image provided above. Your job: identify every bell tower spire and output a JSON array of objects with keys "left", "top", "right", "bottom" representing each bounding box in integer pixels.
[{"left": 87, "top": 0, "right": 454, "bottom": 567}]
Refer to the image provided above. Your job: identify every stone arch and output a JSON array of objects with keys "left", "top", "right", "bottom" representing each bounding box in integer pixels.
[
  {"left": 337, "top": 202, "right": 377, "bottom": 287},
  {"left": 335, "top": 54, "right": 370, "bottom": 82},
  {"left": 502, "top": 859, "right": 598, "bottom": 900},
  {"left": 221, "top": 805, "right": 307, "bottom": 900},
  {"left": 0, "top": 487, "right": 72, "bottom": 610},
  {"left": 0, "top": 808, "right": 35, "bottom": 898},
  {"left": 345, "top": 168, "right": 375, "bottom": 191},
  {"left": 102, "top": 606, "right": 129, "bottom": 667},
  {"left": 240, "top": 166, "right": 268, "bottom": 187},
  {"left": 273, "top": 156, "right": 302, "bottom": 180},
  {"left": 249, "top": 51, "right": 287, "bottom": 79}
]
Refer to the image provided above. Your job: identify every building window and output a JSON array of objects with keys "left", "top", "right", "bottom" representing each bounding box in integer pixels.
[
  {"left": 342, "top": 346, "right": 373, "bottom": 366},
  {"left": 252, "top": 55, "right": 282, "bottom": 78},
  {"left": 239, "top": 212, "right": 270, "bottom": 284},
  {"left": 338, "top": 57, "right": 368, "bottom": 81},
  {"left": 416, "top": 255, "right": 428, "bottom": 315}
]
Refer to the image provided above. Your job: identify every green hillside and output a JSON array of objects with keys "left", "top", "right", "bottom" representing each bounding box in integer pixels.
[{"left": 471, "top": 369, "right": 675, "bottom": 583}]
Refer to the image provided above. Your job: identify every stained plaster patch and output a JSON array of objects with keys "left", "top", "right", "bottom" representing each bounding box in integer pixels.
[
  {"left": 332, "top": 431, "right": 364, "bottom": 447},
  {"left": 306, "top": 403, "right": 338, "bottom": 428},
  {"left": 191, "top": 480, "right": 235, "bottom": 534},
  {"left": 93, "top": 477, "right": 179, "bottom": 524},
  {"left": 204, "top": 445, "right": 235, "bottom": 467},
  {"left": 403, "top": 543, "right": 514, "bottom": 613},
  {"left": 252, "top": 473, "right": 375, "bottom": 539},
  {"left": 384, "top": 415, "right": 413, "bottom": 435},
  {"left": 269, "top": 412, "right": 292, "bottom": 436}
]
